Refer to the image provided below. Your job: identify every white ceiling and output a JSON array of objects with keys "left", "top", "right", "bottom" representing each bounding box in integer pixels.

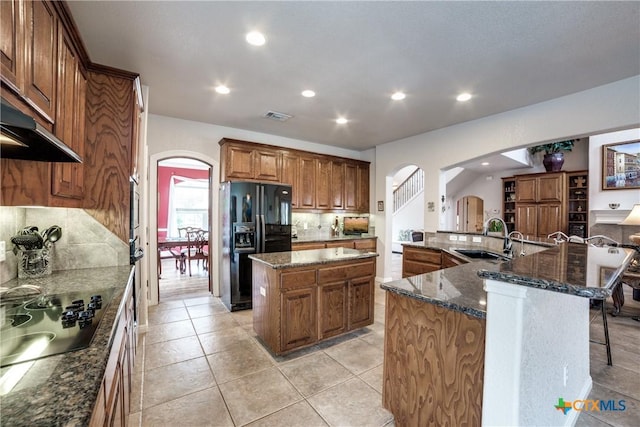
[{"left": 67, "top": 1, "right": 640, "bottom": 152}]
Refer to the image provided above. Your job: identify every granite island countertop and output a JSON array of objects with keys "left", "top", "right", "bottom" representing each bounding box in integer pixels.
[
  {"left": 0, "top": 265, "right": 134, "bottom": 427},
  {"left": 249, "top": 247, "right": 378, "bottom": 269},
  {"left": 382, "top": 241, "right": 637, "bottom": 319},
  {"left": 292, "top": 234, "right": 376, "bottom": 244}
]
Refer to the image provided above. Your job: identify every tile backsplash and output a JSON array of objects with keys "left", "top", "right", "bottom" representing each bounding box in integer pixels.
[
  {"left": 292, "top": 212, "right": 373, "bottom": 240},
  {"left": 1, "top": 207, "right": 128, "bottom": 285}
]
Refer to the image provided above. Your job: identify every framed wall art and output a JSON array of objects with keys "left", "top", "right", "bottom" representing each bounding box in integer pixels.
[{"left": 602, "top": 140, "right": 640, "bottom": 190}]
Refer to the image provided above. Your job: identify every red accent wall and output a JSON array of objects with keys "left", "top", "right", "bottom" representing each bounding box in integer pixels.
[{"left": 157, "top": 166, "right": 209, "bottom": 240}]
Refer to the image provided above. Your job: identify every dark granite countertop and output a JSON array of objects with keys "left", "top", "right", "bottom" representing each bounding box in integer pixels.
[
  {"left": 381, "top": 260, "right": 499, "bottom": 319},
  {"left": 382, "top": 241, "right": 637, "bottom": 319},
  {"left": 0, "top": 265, "right": 134, "bottom": 427},
  {"left": 249, "top": 247, "right": 378, "bottom": 269},
  {"left": 292, "top": 234, "right": 376, "bottom": 243},
  {"left": 477, "top": 243, "right": 636, "bottom": 299}
]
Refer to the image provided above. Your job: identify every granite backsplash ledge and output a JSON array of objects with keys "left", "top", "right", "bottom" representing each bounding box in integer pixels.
[{"left": 0, "top": 207, "right": 128, "bottom": 285}]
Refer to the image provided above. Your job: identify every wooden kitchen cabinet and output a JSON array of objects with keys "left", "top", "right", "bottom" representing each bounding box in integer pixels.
[
  {"left": 23, "top": 0, "right": 58, "bottom": 123},
  {"left": 281, "top": 152, "right": 299, "bottom": 208},
  {"left": 293, "top": 238, "right": 377, "bottom": 252},
  {"left": 52, "top": 28, "right": 86, "bottom": 200},
  {"left": 298, "top": 155, "right": 317, "bottom": 209},
  {"left": 253, "top": 257, "right": 376, "bottom": 355},
  {"left": 315, "top": 157, "right": 332, "bottom": 209},
  {"left": 402, "top": 246, "right": 441, "bottom": 277},
  {"left": 219, "top": 139, "right": 281, "bottom": 182},
  {"left": 319, "top": 282, "right": 348, "bottom": 339},
  {"left": 1, "top": 0, "right": 23, "bottom": 93},
  {"left": 515, "top": 172, "right": 566, "bottom": 238},
  {"left": 357, "top": 163, "right": 370, "bottom": 212},
  {"left": 91, "top": 279, "right": 135, "bottom": 427},
  {"left": 281, "top": 287, "right": 318, "bottom": 352},
  {"left": 331, "top": 160, "right": 345, "bottom": 209},
  {"left": 218, "top": 139, "right": 370, "bottom": 213}
]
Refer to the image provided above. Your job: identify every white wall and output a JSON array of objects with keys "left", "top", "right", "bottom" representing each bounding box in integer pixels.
[
  {"left": 391, "top": 191, "right": 424, "bottom": 241},
  {"left": 375, "top": 75, "right": 640, "bottom": 281}
]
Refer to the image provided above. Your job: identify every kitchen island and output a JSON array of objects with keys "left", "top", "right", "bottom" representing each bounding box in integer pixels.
[
  {"left": 0, "top": 266, "right": 134, "bottom": 426},
  {"left": 249, "top": 247, "right": 378, "bottom": 355},
  {"left": 381, "top": 241, "right": 637, "bottom": 426}
]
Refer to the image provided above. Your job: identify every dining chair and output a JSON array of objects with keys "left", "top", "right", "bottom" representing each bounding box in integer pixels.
[
  {"left": 182, "top": 229, "right": 209, "bottom": 276},
  {"left": 177, "top": 227, "right": 200, "bottom": 274}
]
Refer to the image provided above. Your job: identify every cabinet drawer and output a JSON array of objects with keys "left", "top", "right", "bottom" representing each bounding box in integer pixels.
[
  {"left": 404, "top": 248, "right": 441, "bottom": 264},
  {"left": 403, "top": 260, "right": 440, "bottom": 277},
  {"left": 292, "top": 242, "right": 326, "bottom": 251},
  {"left": 354, "top": 239, "right": 376, "bottom": 250},
  {"left": 280, "top": 268, "right": 317, "bottom": 290},
  {"left": 318, "top": 260, "right": 375, "bottom": 284},
  {"left": 326, "top": 240, "right": 354, "bottom": 249}
]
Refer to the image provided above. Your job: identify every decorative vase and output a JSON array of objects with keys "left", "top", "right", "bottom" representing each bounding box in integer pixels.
[{"left": 543, "top": 153, "right": 565, "bottom": 172}]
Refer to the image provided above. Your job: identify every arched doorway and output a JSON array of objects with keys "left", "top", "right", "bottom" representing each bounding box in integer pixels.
[
  {"left": 148, "top": 150, "right": 220, "bottom": 306},
  {"left": 157, "top": 157, "right": 211, "bottom": 300}
]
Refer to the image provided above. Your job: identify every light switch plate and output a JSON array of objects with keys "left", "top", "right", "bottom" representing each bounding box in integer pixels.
[
  {"left": 449, "top": 235, "right": 458, "bottom": 241},
  {"left": 260, "top": 286, "right": 266, "bottom": 297},
  {"left": 472, "top": 236, "right": 482, "bottom": 243},
  {"left": 458, "top": 235, "right": 467, "bottom": 242},
  {"left": 0, "top": 241, "right": 5, "bottom": 262}
]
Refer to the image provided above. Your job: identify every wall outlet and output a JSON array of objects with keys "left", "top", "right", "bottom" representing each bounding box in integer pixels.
[
  {"left": 0, "top": 241, "right": 5, "bottom": 262},
  {"left": 458, "top": 235, "right": 467, "bottom": 242},
  {"left": 563, "top": 365, "right": 569, "bottom": 387},
  {"left": 472, "top": 236, "right": 482, "bottom": 243},
  {"left": 449, "top": 235, "right": 458, "bottom": 241},
  {"left": 303, "top": 222, "right": 308, "bottom": 230}
]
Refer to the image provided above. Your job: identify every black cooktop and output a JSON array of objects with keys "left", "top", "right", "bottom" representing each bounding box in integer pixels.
[{"left": 0, "top": 288, "right": 115, "bottom": 367}]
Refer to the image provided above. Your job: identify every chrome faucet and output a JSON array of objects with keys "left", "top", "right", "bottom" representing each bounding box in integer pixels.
[
  {"left": 507, "top": 230, "right": 526, "bottom": 257},
  {"left": 483, "top": 217, "right": 512, "bottom": 256}
]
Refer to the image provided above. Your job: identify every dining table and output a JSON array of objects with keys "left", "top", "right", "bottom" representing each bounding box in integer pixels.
[{"left": 157, "top": 237, "right": 190, "bottom": 277}]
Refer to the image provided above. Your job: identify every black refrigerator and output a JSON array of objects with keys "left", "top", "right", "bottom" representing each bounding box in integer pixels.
[{"left": 219, "top": 181, "right": 292, "bottom": 311}]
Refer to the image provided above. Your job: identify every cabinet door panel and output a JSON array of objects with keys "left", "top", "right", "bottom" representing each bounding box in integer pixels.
[
  {"left": 52, "top": 32, "right": 84, "bottom": 199},
  {"left": 319, "top": 283, "right": 347, "bottom": 339},
  {"left": 254, "top": 148, "right": 280, "bottom": 182},
  {"left": 0, "top": 0, "right": 22, "bottom": 92},
  {"left": 357, "top": 164, "right": 370, "bottom": 212},
  {"left": 281, "top": 153, "right": 299, "bottom": 208},
  {"left": 281, "top": 288, "right": 317, "bottom": 351},
  {"left": 537, "top": 174, "right": 563, "bottom": 203},
  {"left": 331, "top": 161, "right": 345, "bottom": 209},
  {"left": 515, "top": 177, "right": 537, "bottom": 203},
  {"left": 24, "top": 0, "right": 57, "bottom": 122},
  {"left": 537, "top": 204, "right": 563, "bottom": 237},
  {"left": 344, "top": 163, "right": 358, "bottom": 210},
  {"left": 349, "top": 276, "right": 374, "bottom": 330},
  {"left": 316, "top": 158, "right": 331, "bottom": 209},
  {"left": 299, "top": 157, "right": 316, "bottom": 208},
  {"left": 515, "top": 204, "right": 537, "bottom": 238},
  {"left": 226, "top": 145, "right": 254, "bottom": 179}
]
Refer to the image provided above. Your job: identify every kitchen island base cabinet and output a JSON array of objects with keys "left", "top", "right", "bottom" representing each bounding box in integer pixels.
[
  {"left": 382, "top": 291, "right": 485, "bottom": 426},
  {"left": 253, "top": 258, "right": 375, "bottom": 355}
]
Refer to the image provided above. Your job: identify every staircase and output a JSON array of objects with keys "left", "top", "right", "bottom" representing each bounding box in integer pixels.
[{"left": 393, "top": 168, "right": 424, "bottom": 212}]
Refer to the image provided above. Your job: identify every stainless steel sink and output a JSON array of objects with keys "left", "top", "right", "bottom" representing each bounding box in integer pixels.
[{"left": 454, "top": 249, "right": 510, "bottom": 261}]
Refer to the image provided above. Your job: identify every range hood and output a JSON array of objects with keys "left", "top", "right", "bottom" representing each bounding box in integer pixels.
[{"left": 1, "top": 98, "right": 82, "bottom": 163}]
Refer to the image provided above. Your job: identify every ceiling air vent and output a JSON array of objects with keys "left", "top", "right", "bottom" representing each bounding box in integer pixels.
[{"left": 263, "top": 110, "right": 293, "bottom": 122}]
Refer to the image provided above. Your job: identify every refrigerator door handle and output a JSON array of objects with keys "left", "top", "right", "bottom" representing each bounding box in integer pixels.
[{"left": 259, "top": 214, "right": 266, "bottom": 252}]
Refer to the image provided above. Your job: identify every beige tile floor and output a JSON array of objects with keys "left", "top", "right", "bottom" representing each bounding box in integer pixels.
[
  {"left": 128, "top": 283, "right": 392, "bottom": 427},
  {"left": 131, "top": 254, "right": 640, "bottom": 426}
]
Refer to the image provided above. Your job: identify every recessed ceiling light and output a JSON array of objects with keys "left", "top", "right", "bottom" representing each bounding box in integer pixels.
[
  {"left": 301, "top": 90, "right": 316, "bottom": 98},
  {"left": 456, "top": 92, "right": 472, "bottom": 102},
  {"left": 336, "top": 117, "right": 348, "bottom": 124},
  {"left": 391, "top": 92, "right": 406, "bottom": 101},
  {"left": 215, "top": 85, "right": 230, "bottom": 94},
  {"left": 481, "top": 161, "right": 490, "bottom": 166},
  {"left": 246, "top": 31, "right": 266, "bottom": 46}
]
